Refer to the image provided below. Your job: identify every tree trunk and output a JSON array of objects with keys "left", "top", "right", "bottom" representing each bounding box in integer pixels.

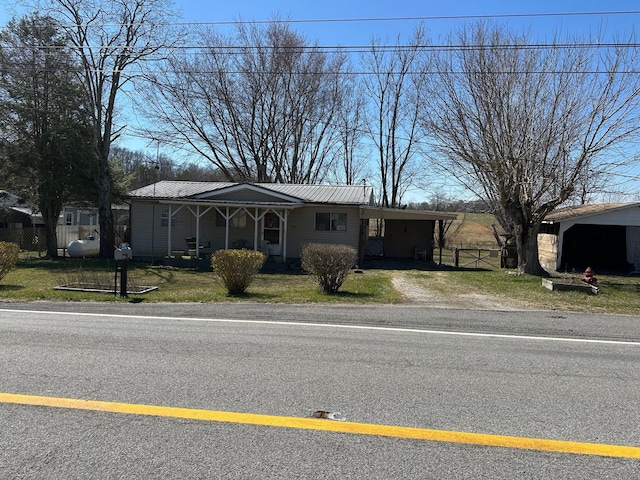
[
  {"left": 44, "top": 222, "right": 58, "bottom": 259},
  {"left": 97, "top": 156, "right": 114, "bottom": 258},
  {"left": 515, "top": 222, "right": 547, "bottom": 276},
  {"left": 40, "top": 202, "right": 62, "bottom": 259}
]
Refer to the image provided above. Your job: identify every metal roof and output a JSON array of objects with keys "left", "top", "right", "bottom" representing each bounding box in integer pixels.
[
  {"left": 360, "top": 206, "right": 458, "bottom": 221},
  {"left": 126, "top": 181, "right": 374, "bottom": 205},
  {"left": 544, "top": 202, "right": 640, "bottom": 222}
]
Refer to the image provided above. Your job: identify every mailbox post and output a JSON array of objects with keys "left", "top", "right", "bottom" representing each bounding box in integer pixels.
[{"left": 114, "top": 243, "right": 133, "bottom": 297}]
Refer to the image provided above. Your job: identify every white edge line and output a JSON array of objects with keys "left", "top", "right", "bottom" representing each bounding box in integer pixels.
[{"left": 0, "top": 308, "right": 638, "bottom": 346}]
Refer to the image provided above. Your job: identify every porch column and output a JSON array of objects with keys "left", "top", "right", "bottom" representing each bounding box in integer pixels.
[
  {"left": 195, "top": 205, "right": 200, "bottom": 253},
  {"left": 166, "top": 204, "right": 184, "bottom": 256},
  {"left": 282, "top": 209, "right": 288, "bottom": 260},
  {"left": 225, "top": 207, "right": 229, "bottom": 249},
  {"left": 167, "top": 204, "right": 172, "bottom": 256},
  {"left": 254, "top": 208, "right": 259, "bottom": 251}
]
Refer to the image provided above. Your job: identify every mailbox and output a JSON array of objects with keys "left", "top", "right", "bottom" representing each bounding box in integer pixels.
[
  {"left": 114, "top": 243, "right": 132, "bottom": 261},
  {"left": 114, "top": 243, "right": 132, "bottom": 297}
]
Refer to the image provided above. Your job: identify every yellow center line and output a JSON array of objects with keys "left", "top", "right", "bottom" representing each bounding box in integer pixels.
[{"left": 1, "top": 392, "right": 639, "bottom": 459}]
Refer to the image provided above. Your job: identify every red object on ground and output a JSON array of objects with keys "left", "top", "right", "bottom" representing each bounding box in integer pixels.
[{"left": 582, "top": 267, "right": 598, "bottom": 285}]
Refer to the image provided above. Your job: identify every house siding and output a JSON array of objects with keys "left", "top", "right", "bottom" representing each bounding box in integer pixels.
[{"left": 286, "top": 205, "right": 361, "bottom": 258}]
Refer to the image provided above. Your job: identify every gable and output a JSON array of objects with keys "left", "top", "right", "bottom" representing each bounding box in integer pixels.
[{"left": 195, "top": 183, "right": 303, "bottom": 203}]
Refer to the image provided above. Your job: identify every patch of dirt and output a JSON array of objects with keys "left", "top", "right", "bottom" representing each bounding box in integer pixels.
[{"left": 391, "top": 275, "right": 525, "bottom": 311}]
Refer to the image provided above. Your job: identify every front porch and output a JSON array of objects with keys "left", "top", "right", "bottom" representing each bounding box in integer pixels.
[
  {"left": 162, "top": 250, "right": 293, "bottom": 272},
  {"left": 158, "top": 200, "right": 300, "bottom": 262}
]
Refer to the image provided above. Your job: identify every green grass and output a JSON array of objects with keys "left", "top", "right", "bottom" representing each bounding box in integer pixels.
[
  {"left": 1, "top": 257, "right": 639, "bottom": 315},
  {"left": 0, "top": 258, "right": 403, "bottom": 304}
]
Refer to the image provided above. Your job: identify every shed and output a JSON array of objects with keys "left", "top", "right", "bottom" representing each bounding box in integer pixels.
[{"left": 538, "top": 203, "right": 640, "bottom": 273}]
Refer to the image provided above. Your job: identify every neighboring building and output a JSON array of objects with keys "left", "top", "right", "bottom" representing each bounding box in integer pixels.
[
  {"left": 0, "top": 189, "right": 127, "bottom": 250},
  {"left": 59, "top": 206, "right": 99, "bottom": 227},
  {"left": 124, "top": 181, "right": 457, "bottom": 263},
  {"left": 538, "top": 202, "right": 640, "bottom": 274},
  {"left": 0, "top": 190, "right": 42, "bottom": 228}
]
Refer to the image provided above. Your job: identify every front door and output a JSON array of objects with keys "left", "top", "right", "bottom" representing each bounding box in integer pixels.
[{"left": 263, "top": 212, "right": 281, "bottom": 255}]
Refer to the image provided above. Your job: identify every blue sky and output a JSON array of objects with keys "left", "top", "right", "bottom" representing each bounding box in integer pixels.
[
  {"left": 3, "top": 1, "right": 639, "bottom": 44},
  {"left": 2, "top": 1, "right": 640, "bottom": 199},
  {"left": 173, "top": 0, "right": 640, "bottom": 44}
]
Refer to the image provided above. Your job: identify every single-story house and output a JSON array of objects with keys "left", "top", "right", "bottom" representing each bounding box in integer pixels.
[
  {"left": 124, "top": 181, "right": 457, "bottom": 264},
  {"left": 538, "top": 202, "right": 640, "bottom": 273}
]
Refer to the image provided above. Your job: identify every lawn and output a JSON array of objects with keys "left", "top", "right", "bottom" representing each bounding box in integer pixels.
[
  {"left": 1, "top": 256, "right": 639, "bottom": 315},
  {"left": 0, "top": 258, "right": 403, "bottom": 304},
  {"left": 405, "top": 267, "right": 640, "bottom": 316}
]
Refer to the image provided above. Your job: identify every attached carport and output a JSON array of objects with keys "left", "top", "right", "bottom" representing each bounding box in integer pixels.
[{"left": 359, "top": 206, "right": 458, "bottom": 264}]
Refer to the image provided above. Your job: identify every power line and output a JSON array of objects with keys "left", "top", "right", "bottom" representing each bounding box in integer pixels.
[
  {"left": 4, "top": 41, "right": 640, "bottom": 56},
  {"left": 3, "top": 10, "right": 640, "bottom": 29},
  {"left": 178, "top": 10, "right": 640, "bottom": 26}
]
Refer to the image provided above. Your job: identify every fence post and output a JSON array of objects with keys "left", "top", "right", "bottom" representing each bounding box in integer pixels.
[{"left": 454, "top": 248, "right": 459, "bottom": 268}]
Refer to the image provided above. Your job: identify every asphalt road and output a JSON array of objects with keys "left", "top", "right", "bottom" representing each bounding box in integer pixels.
[{"left": 1, "top": 302, "right": 639, "bottom": 478}]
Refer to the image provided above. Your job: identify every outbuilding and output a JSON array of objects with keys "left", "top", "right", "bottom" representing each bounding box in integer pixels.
[{"left": 538, "top": 203, "right": 640, "bottom": 274}]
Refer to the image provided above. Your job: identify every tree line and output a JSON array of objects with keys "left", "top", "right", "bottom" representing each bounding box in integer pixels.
[{"left": 2, "top": 1, "right": 640, "bottom": 275}]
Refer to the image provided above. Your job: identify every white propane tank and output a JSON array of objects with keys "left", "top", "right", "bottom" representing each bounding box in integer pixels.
[{"left": 67, "top": 236, "right": 100, "bottom": 258}]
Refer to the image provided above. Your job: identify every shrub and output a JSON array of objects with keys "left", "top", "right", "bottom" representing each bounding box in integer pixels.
[
  {"left": 301, "top": 243, "right": 356, "bottom": 294},
  {"left": 0, "top": 242, "right": 19, "bottom": 283},
  {"left": 211, "top": 249, "right": 265, "bottom": 295}
]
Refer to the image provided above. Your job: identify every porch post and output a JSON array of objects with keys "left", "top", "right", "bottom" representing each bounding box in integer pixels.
[
  {"left": 438, "top": 219, "right": 443, "bottom": 265},
  {"left": 254, "top": 208, "right": 259, "bottom": 251},
  {"left": 282, "top": 209, "right": 288, "bottom": 260},
  {"left": 167, "top": 204, "right": 172, "bottom": 257},
  {"left": 195, "top": 205, "right": 200, "bottom": 253},
  {"left": 225, "top": 207, "right": 229, "bottom": 249}
]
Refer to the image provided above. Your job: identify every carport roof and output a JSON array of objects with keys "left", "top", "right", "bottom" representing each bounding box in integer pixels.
[{"left": 359, "top": 206, "right": 458, "bottom": 221}]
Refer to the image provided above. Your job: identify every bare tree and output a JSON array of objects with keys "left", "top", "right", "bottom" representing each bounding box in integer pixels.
[
  {"left": 330, "top": 76, "right": 370, "bottom": 185},
  {"left": 141, "top": 20, "right": 350, "bottom": 184},
  {"left": 423, "top": 22, "right": 640, "bottom": 275},
  {"left": 361, "top": 26, "right": 428, "bottom": 208},
  {"left": 39, "top": 0, "right": 179, "bottom": 257}
]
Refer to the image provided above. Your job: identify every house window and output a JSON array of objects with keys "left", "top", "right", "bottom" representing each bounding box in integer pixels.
[
  {"left": 215, "top": 210, "right": 246, "bottom": 228},
  {"left": 160, "top": 209, "right": 175, "bottom": 228},
  {"left": 315, "top": 212, "right": 347, "bottom": 232},
  {"left": 65, "top": 212, "right": 73, "bottom": 225}
]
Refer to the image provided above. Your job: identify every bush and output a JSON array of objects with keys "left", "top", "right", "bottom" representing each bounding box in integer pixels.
[
  {"left": 0, "top": 242, "right": 19, "bottom": 282},
  {"left": 301, "top": 243, "right": 356, "bottom": 294},
  {"left": 211, "top": 249, "right": 265, "bottom": 295}
]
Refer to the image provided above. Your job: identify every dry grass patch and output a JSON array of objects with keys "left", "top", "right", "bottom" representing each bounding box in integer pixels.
[{"left": 405, "top": 267, "right": 640, "bottom": 315}]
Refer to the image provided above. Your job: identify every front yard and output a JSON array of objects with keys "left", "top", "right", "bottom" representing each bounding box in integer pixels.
[{"left": 0, "top": 257, "right": 639, "bottom": 315}]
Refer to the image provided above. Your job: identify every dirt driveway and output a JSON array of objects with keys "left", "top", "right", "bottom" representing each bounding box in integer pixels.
[{"left": 391, "top": 273, "right": 526, "bottom": 311}]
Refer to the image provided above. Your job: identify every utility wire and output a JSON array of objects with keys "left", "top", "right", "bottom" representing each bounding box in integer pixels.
[
  {"left": 3, "top": 10, "right": 640, "bottom": 28},
  {"left": 5, "top": 41, "right": 640, "bottom": 52}
]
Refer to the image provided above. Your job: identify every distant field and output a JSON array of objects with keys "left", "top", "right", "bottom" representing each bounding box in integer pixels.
[{"left": 445, "top": 212, "right": 499, "bottom": 249}]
